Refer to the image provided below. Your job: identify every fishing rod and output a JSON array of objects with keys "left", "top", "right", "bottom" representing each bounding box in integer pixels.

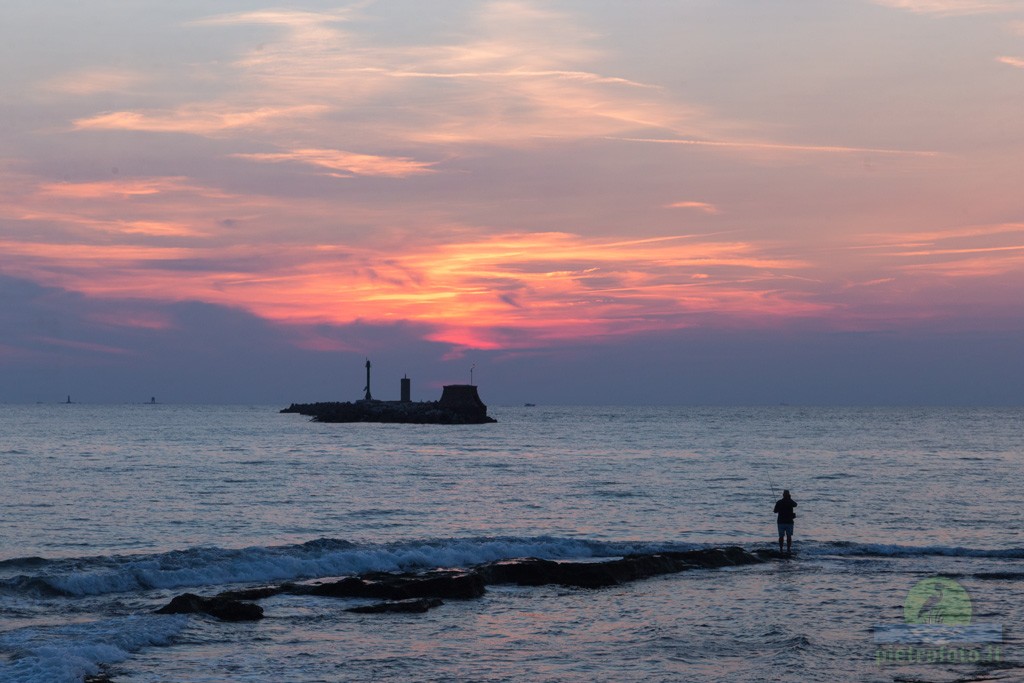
[{"left": 768, "top": 474, "right": 778, "bottom": 502}]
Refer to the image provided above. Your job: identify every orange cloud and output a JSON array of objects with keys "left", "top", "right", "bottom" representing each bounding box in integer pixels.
[
  {"left": 998, "top": 56, "right": 1024, "bottom": 68},
  {"left": 58, "top": 0, "right": 930, "bottom": 166},
  {"left": 666, "top": 201, "right": 720, "bottom": 214},
  {"left": 846, "top": 222, "right": 1024, "bottom": 284},
  {"left": 43, "top": 68, "right": 147, "bottom": 96},
  {"left": 0, "top": 229, "right": 821, "bottom": 350},
  {"left": 234, "top": 149, "right": 438, "bottom": 178},
  {"left": 870, "top": 0, "right": 1019, "bottom": 15},
  {"left": 192, "top": 8, "right": 353, "bottom": 33},
  {"left": 73, "top": 105, "right": 327, "bottom": 136},
  {"left": 36, "top": 177, "right": 229, "bottom": 199},
  {"left": 0, "top": 176, "right": 250, "bottom": 241},
  {"left": 610, "top": 136, "right": 940, "bottom": 158},
  {"left": 71, "top": 1, "right": 696, "bottom": 149}
]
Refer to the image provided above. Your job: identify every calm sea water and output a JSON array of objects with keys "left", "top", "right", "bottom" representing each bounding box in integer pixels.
[{"left": 1, "top": 405, "right": 1021, "bottom": 682}]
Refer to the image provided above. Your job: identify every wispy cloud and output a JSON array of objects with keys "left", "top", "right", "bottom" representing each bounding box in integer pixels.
[
  {"left": 0, "top": 227, "right": 819, "bottom": 350},
  {"left": 666, "top": 201, "right": 720, "bottom": 214},
  {"left": 0, "top": 176, "right": 246, "bottom": 242},
  {"left": 610, "top": 136, "right": 940, "bottom": 158},
  {"left": 852, "top": 223, "right": 1024, "bottom": 278},
  {"left": 870, "top": 0, "right": 1021, "bottom": 16},
  {"left": 32, "top": 336, "right": 136, "bottom": 356},
  {"left": 8, "top": 0, "right": 1024, "bottom": 356},
  {"left": 37, "top": 177, "right": 233, "bottom": 200},
  {"left": 73, "top": 105, "right": 327, "bottom": 136},
  {"left": 43, "top": 68, "right": 147, "bottom": 96},
  {"left": 997, "top": 55, "right": 1024, "bottom": 68},
  {"left": 58, "top": 0, "right": 930, "bottom": 166},
  {"left": 69, "top": 1, "right": 691, "bottom": 148},
  {"left": 234, "top": 149, "right": 438, "bottom": 178},
  {"left": 855, "top": 222, "right": 1024, "bottom": 247}
]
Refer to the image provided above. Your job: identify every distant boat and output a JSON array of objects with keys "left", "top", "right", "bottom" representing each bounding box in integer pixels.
[
  {"left": 65, "top": 395, "right": 72, "bottom": 404},
  {"left": 524, "top": 403, "right": 536, "bottom": 407}
]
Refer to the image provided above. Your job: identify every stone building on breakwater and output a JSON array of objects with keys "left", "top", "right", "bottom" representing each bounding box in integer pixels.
[{"left": 281, "top": 363, "right": 496, "bottom": 424}]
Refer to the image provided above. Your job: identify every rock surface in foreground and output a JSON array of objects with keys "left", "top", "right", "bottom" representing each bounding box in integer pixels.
[
  {"left": 347, "top": 597, "right": 445, "bottom": 614},
  {"left": 479, "top": 547, "right": 762, "bottom": 588},
  {"left": 154, "top": 593, "right": 264, "bottom": 621},
  {"left": 155, "top": 547, "right": 768, "bottom": 622},
  {"left": 306, "top": 569, "right": 487, "bottom": 600}
]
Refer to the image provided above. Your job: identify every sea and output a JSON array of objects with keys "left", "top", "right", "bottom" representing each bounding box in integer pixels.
[{"left": 1, "top": 404, "right": 1021, "bottom": 682}]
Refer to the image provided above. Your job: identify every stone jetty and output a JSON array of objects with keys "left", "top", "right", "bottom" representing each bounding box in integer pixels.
[
  {"left": 155, "top": 547, "right": 768, "bottom": 621},
  {"left": 282, "top": 384, "right": 496, "bottom": 424}
]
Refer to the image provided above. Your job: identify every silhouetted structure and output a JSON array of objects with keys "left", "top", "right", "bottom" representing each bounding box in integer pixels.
[
  {"left": 363, "top": 359, "right": 372, "bottom": 401},
  {"left": 282, "top": 369, "right": 496, "bottom": 424}
]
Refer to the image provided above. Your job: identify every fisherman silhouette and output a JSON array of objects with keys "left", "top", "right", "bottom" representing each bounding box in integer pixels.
[{"left": 773, "top": 489, "right": 797, "bottom": 554}]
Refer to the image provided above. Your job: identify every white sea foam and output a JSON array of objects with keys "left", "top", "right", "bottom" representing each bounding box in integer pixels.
[
  {"left": 804, "top": 541, "right": 1024, "bottom": 559},
  {"left": 0, "top": 614, "right": 187, "bottom": 683},
  {"left": 10, "top": 537, "right": 1024, "bottom": 599},
  {"left": 32, "top": 537, "right": 666, "bottom": 597}
]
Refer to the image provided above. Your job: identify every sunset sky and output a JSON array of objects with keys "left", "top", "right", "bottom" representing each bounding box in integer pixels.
[{"left": 3, "top": 0, "right": 1024, "bottom": 404}]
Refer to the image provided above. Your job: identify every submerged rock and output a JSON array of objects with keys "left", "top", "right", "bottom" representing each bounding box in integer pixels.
[
  {"left": 84, "top": 673, "right": 114, "bottom": 683},
  {"left": 155, "top": 547, "right": 768, "bottom": 621},
  {"left": 216, "top": 585, "right": 292, "bottom": 601},
  {"left": 306, "top": 569, "right": 486, "bottom": 601},
  {"left": 479, "top": 547, "right": 763, "bottom": 588},
  {"left": 347, "top": 597, "right": 444, "bottom": 614},
  {"left": 155, "top": 593, "right": 264, "bottom": 621}
]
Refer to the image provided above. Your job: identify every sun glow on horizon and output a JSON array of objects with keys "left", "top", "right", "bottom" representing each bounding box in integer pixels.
[{"left": 2, "top": 0, "right": 1024, "bottom": 360}]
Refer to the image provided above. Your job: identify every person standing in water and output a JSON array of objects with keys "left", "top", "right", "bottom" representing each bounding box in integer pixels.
[{"left": 774, "top": 489, "right": 797, "bottom": 554}]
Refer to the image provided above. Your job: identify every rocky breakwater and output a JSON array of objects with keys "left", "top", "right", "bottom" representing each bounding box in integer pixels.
[
  {"left": 155, "top": 547, "right": 767, "bottom": 621},
  {"left": 281, "top": 384, "right": 496, "bottom": 424}
]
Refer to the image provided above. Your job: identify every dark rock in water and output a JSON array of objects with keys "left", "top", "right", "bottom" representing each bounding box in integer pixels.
[
  {"left": 479, "top": 547, "right": 764, "bottom": 589},
  {"left": 754, "top": 549, "right": 797, "bottom": 560},
  {"left": 216, "top": 584, "right": 291, "bottom": 602},
  {"left": 155, "top": 593, "right": 264, "bottom": 621},
  {"left": 308, "top": 569, "right": 486, "bottom": 601},
  {"left": 668, "top": 547, "right": 764, "bottom": 568},
  {"left": 346, "top": 597, "right": 444, "bottom": 614},
  {"left": 154, "top": 548, "right": 767, "bottom": 624},
  {"left": 281, "top": 385, "right": 496, "bottom": 424},
  {"left": 478, "top": 557, "right": 563, "bottom": 586},
  {"left": 302, "top": 576, "right": 368, "bottom": 598},
  {"left": 973, "top": 571, "right": 1024, "bottom": 581}
]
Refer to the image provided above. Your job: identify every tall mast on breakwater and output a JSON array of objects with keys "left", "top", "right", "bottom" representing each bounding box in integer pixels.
[{"left": 363, "top": 359, "right": 372, "bottom": 401}]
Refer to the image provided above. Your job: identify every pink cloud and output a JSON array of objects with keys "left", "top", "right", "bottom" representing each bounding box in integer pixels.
[
  {"left": 73, "top": 105, "right": 328, "bottom": 136},
  {"left": 666, "top": 201, "right": 720, "bottom": 214},
  {"left": 870, "top": 0, "right": 1020, "bottom": 15},
  {"left": 234, "top": 149, "right": 438, "bottom": 178},
  {"left": 610, "top": 136, "right": 940, "bottom": 158},
  {"left": 43, "top": 68, "right": 148, "bottom": 96},
  {"left": 997, "top": 56, "right": 1024, "bottom": 68}
]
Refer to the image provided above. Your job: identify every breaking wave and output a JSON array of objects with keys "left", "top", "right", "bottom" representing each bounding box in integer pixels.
[
  {"left": 5, "top": 536, "right": 1023, "bottom": 601},
  {"left": 0, "top": 615, "right": 187, "bottom": 683}
]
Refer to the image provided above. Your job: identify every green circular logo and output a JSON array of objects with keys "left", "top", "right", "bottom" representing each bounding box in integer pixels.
[{"left": 904, "top": 577, "right": 972, "bottom": 626}]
